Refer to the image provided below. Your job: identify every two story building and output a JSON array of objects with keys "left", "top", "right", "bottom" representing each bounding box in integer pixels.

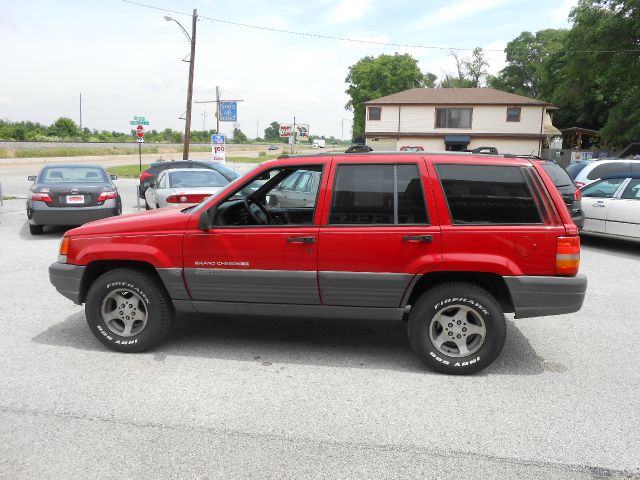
[{"left": 363, "top": 88, "right": 559, "bottom": 155}]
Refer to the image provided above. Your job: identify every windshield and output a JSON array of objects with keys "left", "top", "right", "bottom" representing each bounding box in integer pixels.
[
  {"left": 40, "top": 166, "right": 108, "bottom": 183},
  {"left": 169, "top": 170, "right": 227, "bottom": 188}
]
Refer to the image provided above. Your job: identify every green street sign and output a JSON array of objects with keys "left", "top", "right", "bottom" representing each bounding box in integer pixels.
[{"left": 130, "top": 116, "right": 149, "bottom": 125}]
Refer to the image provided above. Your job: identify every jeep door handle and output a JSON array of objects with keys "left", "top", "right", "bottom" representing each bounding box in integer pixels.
[
  {"left": 403, "top": 235, "right": 433, "bottom": 243},
  {"left": 287, "top": 236, "right": 315, "bottom": 244}
]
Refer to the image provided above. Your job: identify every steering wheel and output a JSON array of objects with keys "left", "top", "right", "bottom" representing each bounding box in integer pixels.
[{"left": 243, "top": 197, "right": 274, "bottom": 225}]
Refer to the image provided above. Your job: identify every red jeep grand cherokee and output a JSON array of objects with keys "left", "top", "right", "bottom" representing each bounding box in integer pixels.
[{"left": 49, "top": 152, "right": 587, "bottom": 374}]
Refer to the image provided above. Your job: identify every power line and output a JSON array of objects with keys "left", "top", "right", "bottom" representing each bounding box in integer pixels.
[{"left": 120, "top": 0, "right": 640, "bottom": 54}]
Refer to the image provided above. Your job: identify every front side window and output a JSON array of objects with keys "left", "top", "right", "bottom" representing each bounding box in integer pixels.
[
  {"left": 435, "top": 108, "right": 472, "bottom": 128},
  {"left": 581, "top": 178, "right": 625, "bottom": 198},
  {"left": 212, "top": 166, "right": 323, "bottom": 226},
  {"left": 329, "top": 164, "right": 428, "bottom": 225},
  {"left": 506, "top": 107, "right": 521, "bottom": 122},
  {"left": 436, "top": 164, "right": 542, "bottom": 224},
  {"left": 368, "top": 107, "right": 381, "bottom": 121}
]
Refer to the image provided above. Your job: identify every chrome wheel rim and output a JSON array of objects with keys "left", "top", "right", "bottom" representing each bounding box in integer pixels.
[
  {"left": 100, "top": 288, "right": 148, "bottom": 337},
  {"left": 429, "top": 304, "right": 486, "bottom": 357}
]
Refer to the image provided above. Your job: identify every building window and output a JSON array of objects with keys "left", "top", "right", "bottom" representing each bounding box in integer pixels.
[
  {"left": 506, "top": 107, "right": 521, "bottom": 122},
  {"left": 435, "top": 108, "right": 472, "bottom": 128},
  {"left": 368, "top": 107, "right": 381, "bottom": 121}
]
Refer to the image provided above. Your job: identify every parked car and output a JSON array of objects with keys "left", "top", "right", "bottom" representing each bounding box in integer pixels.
[
  {"left": 268, "top": 145, "right": 279, "bottom": 151},
  {"left": 580, "top": 173, "right": 640, "bottom": 242},
  {"left": 537, "top": 160, "right": 584, "bottom": 229},
  {"left": 50, "top": 152, "right": 586, "bottom": 375},
  {"left": 139, "top": 160, "right": 240, "bottom": 205},
  {"left": 144, "top": 168, "right": 229, "bottom": 209},
  {"left": 266, "top": 169, "right": 322, "bottom": 208},
  {"left": 571, "top": 159, "right": 640, "bottom": 188},
  {"left": 345, "top": 144, "right": 373, "bottom": 153},
  {"left": 399, "top": 146, "right": 425, "bottom": 152},
  {"left": 565, "top": 160, "right": 592, "bottom": 180},
  {"left": 26, "top": 163, "right": 121, "bottom": 235}
]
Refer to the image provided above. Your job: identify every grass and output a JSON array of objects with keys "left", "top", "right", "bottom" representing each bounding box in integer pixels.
[
  {"left": 0, "top": 146, "right": 161, "bottom": 158},
  {"left": 106, "top": 154, "right": 281, "bottom": 178},
  {"left": 1, "top": 195, "right": 17, "bottom": 200}
]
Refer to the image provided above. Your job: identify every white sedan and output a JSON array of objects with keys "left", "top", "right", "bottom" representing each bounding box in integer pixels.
[
  {"left": 144, "top": 168, "right": 228, "bottom": 209},
  {"left": 580, "top": 173, "right": 640, "bottom": 241}
]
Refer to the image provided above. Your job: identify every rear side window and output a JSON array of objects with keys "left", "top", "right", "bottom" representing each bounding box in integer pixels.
[
  {"left": 565, "top": 162, "right": 589, "bottom": 179},
  {"left": 581, "top": 178, "right": 625, "bottom": 198},
  {"left": 329, "top": 164, "right": 428, "bottom": 225},
  {"left": 587, "top": 162, "right": 632, "bottom": 180},
  {"left": 541, "top": 162, "right": 572, "bottom": 187},
  {"left": 621, "top": 179, "right": 640, "bottom": 199},
  {"left": 435, "top": 164, "right": 542, "bottom": 224}
]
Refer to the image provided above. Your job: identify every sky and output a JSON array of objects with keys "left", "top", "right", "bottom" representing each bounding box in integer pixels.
[{"left": 0, "top": 0, "right": 578, "bottom": 140}]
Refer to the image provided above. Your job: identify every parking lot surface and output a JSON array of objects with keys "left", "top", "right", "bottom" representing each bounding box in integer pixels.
[{"left": 0, "top": 170, "right": 639, "bottom": 479}]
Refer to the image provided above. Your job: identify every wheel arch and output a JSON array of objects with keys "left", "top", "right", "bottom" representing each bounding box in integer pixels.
[{"left": 403, "top": 271, "right": 514, "bottom": 314}]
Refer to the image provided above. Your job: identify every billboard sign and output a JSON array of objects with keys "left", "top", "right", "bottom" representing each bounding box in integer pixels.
[
  {"left": 211, "top": 134, "right": 225, "bottom": 163},
  {"left": 296, "top": 125, "right": 309, "bottom": 139},
  {"left": 218, "top": 101, "right": 237, "bottom": 122},
  {"left": 279, "top": 125, "right": 292, "bottom": 137}
]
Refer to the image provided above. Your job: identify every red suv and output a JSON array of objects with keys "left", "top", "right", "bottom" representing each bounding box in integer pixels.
[{"left": 49, "top": 153, "right": 587, "bottom": 374}]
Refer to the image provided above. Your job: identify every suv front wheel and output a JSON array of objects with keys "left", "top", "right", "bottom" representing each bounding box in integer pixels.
[
  {"left": 85, "top": 268, "right": 174, "bottom": 352},
  {"left": 408, "top": 283, "right": 506, "bottom": 375}
]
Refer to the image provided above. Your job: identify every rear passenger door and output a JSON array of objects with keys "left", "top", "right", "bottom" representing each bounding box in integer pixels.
[
  {"left": 317, "top": 158, "right": 441, "bottom": 307},
  {"left": 606, "top": 179, "right": 640, "bottom": 239},
  {"left": 580, "top": 178, "right": 626, "bottom": 233}
]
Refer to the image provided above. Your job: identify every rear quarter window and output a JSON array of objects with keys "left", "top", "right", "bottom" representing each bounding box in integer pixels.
[
  {"left": 541, "top": 162, "right": 573, "bottom": 187},
  {"left": 586, "top": 162, "right": 632, "bottom": 180},
  {"left": 435, "top": 164, "right": 542, "bottom": 224}
]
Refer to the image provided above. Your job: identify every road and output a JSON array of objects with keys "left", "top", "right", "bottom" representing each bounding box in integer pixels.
[{"left": 0, "top": 158, "right": 639, "bottom": 479}]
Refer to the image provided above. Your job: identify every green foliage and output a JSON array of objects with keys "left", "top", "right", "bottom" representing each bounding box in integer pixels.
[
  {"left": 264, "top": 121, "right": 281, "bottom": 142},
  {"left": 50, "top": 117, "right": 78, "bottom": 137},
  {"left": 232, "top": 127, "right": 249, "bottom": 144},
  {"left": 345, "top": 53, "right": 428, "bottom": 140},
  {"left": 438, "top": 49, "right": 488, "bottom": 88}
]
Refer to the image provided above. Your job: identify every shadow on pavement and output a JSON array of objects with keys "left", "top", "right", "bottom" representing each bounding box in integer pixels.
[
  {"left": 33, "top": 310, "right": 546, "bottom": 375},
  {"left": 18, "top": 220, "right": 72, "bottom": 240},
  {"left": 580, "top": 234, "right": 640, "bottom": 260}
]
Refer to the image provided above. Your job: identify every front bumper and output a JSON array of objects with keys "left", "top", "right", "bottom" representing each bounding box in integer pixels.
[
  {"left": 505, "top": 274, "right": 587, "bottom": 319},
  {"left": 49, "top": 262, "right": 86, "bottom": 304},
  {"left": 29, "top": 200, "right": 118, "bottom": 226}
]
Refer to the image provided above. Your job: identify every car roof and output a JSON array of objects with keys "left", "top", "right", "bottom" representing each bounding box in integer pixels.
[
  {"left": 161, "top": 168, "right": 217, "bottom": 173},
  {"left": 41, "top": 163, "right": 104, "bottom": 169}
]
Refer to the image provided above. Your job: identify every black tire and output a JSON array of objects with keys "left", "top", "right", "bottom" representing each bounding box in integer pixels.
[
  {"left": 29, "top": 223, "right": 44, "bottom": 235},
  {"left": 408, "top": 283, "right": 506, "bottom": 375},
  {"left": 144, "top": 199, "right": 151, "bottom": 210},
  {"left": 85, "top": 268, "right": 174, "bottom": 352}
]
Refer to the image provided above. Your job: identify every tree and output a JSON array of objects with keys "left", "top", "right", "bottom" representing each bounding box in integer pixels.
[
  {"left": 50, "top": 117, "right": 78, "bottom": 138},
  {"left": 438, "top": 48, "right": 488, "bottom": 88},
  {"left": 232, "top": 127, "right": 249, "bottom": 144},
  {"left": 345, "top": 53, "right": 428, "bottom": 140},
  {"left": 264, "top": 121, "right": 281, "bottom": 142}
]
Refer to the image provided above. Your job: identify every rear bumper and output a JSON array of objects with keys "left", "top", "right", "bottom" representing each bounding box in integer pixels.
[
  {"left": 49, "top": 262, "right": 86, "bottom": 304},
  {"left": 29, "top": 200, "right": 118, "bottom": 226},
  {"left": 505, "top": 274, "right": 587, "bottom": 319}
]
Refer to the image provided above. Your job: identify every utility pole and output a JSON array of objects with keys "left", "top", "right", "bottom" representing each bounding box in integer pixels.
[
  {"left": 291, "top": 116, "right": 296, "bottom": 154},
  {"left": 79, "top": 93, "right": 82, "bottom": 131},
  {"left": 215, "top": 86, "right": 220, "bottom": 134},
  {"left": 183, "top": 9, "right": 197, "bottom": 160}
]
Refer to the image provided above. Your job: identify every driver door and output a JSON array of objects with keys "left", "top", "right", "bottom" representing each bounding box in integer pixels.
[{"left": 183, "top": 164, "right": 326, "bottom": 305}]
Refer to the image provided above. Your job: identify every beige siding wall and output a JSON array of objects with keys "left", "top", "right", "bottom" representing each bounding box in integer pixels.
[
  {"left": 469, "top": 138, "right": 540, "bottom": 155},
  {"left": 365, "top": 137, "right": 397, "bottom": 151},
  {"left": 365, "top": 105, "right": 546, "bottom": 135}
]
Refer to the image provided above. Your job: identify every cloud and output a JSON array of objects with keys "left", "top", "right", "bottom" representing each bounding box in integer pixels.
[
  {"left": 410, "top": 0, "right": 512, "bottom": 30},
  {"left": 141, "top": 76, "right": 167, "bottom": 90},
  {"left": 328, "top": 0, "right": 371, "bottom": 24},
  {"left": 549, "top": 0, "right": 578, "bottom": 25}
]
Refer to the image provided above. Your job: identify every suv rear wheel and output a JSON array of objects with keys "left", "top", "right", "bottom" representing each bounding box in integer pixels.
[
  {"left": 85, "top": 268, "right": 174, "bottom": 352},
  {"left": 408, "top": 283, "right": 506, "bottom": 374}
]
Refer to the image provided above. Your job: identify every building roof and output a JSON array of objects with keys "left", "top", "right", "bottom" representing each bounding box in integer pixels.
[{"left": 364, "top": 88, "right": 553, "bottom": 107}]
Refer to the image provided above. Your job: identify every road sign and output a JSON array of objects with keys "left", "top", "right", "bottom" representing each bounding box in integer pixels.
[
  {"left": 211, "top": 134, "right": 225, "bottom": 144},
  {"left": 218, "top": 101, "right": 237, "bottom": 122},
  {"left": 130, "top": 115, "right": 150, "bottom": 126},
  {"left": 212, "top": 134, "right": 225, "bottom": 163},
  {"left": 136, "top": 125, "right": 144, "bottom": 138},
  {"left": 279, "top": 125, "right": 292, "bottom": 137}
]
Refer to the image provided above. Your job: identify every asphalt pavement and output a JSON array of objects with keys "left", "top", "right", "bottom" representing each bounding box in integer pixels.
[{"left": 0, "top": 161, "right": 639, "bottom": 479}]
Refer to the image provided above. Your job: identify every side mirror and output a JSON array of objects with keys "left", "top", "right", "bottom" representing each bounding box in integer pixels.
[
  {"left": 110, "top": 174, "right": 118, "bottom": 180},
  {"left": 27, "top": 175, "right": 37, "bottom": 182},
  {"left": 198, "top": 206, "right": 217, "bottom": 231}
]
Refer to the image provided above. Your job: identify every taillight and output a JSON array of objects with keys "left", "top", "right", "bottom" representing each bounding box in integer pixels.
[
  {"left": 59, "top": 236, "right": 70, "bottom": 263},
  {"left": 31, "top": 192, "right": 52, "bottom": 203},
  {"left": 574, "top": 189, "right": 582, "bottom": 201},
  {"left": 140, "top": 171, "right": 153, "bottom": 182},
  {"left": 97, "top": 190, "right": 118, "bottom": 203},
  {"left": 556, "top": 236, "right": 580, "bottom": 275},
  {"left": 166, "top": 194, "right": 209, "bottom": 203}
]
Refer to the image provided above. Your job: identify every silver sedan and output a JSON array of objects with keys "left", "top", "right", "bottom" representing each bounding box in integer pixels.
[{"left": 144, "top": 168, "right": 229, "bottom": 209}]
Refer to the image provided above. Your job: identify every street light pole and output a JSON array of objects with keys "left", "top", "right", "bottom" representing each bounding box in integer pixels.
[{"left": 165, "top": 10, "right": 197, "bottom": 160}]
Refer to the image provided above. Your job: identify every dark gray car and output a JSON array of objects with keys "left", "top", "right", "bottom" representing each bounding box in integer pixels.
[{"left": 26, "top": 164, "right": 121, "bottom": 235}]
